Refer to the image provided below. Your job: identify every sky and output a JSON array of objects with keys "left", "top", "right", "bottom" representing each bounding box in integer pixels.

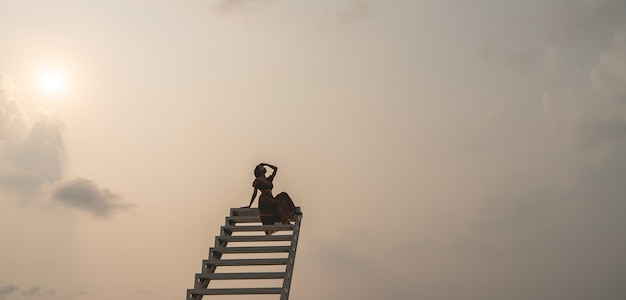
[{"left": 1, "top": 0, "right": 626, "bottom": 299}]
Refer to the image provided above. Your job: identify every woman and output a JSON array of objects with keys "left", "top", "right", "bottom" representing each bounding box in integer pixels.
[{"left": 243, "top": 163, "right": 297, "bottom": 235}]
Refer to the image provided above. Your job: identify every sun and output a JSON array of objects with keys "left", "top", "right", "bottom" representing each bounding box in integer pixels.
[{"left": 39, "top": 69, "right": 66, "bottom": 93}]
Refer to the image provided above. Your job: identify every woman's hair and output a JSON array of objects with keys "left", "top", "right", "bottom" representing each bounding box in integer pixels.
[{"left": 254, "top": 164, "right": 266, "bottom": 177}]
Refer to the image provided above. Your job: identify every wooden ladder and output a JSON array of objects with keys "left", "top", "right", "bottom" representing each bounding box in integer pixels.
[{"left": 187, "top": 207, "right": 303, "bottom": 300}]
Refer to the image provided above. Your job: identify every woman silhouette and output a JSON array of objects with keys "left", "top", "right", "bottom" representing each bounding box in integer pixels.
[{"left": 243, "top": 163, "right": 297, "bottom": 235}]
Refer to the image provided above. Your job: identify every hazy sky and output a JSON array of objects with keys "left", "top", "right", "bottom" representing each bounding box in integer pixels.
[{"left": 1, "top": 0, "right": 626, "bottom": 299}]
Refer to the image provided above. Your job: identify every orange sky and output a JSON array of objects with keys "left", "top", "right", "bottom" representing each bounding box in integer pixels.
[{"left": 1, "top": 1, "right": 626, "bottom": 300}]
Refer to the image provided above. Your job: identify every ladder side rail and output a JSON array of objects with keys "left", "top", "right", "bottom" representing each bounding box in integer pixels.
[
  {"left": 281, "top": 208, "right": 303, "bottom": 300},
  {"left": 189, "top": 215, "right": 234, "bottom": 300}
]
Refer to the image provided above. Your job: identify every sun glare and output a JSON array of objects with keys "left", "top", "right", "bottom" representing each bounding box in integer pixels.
[{"left": 39, "top": 69, "right": 66, "bottom": 93}]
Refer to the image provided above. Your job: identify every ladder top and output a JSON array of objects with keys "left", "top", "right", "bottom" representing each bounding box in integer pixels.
[{"left": 230, "top": 207, "right": 302, "bottom": 217}]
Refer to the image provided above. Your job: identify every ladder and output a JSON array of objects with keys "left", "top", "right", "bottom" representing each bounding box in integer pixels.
[{"left": 187, "top": 207, "right": 303, "bottom": 300}]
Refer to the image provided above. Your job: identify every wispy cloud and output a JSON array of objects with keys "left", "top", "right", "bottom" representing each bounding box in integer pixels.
[{"left": 21, "top": 286, "right": 55, "bottom": 298}]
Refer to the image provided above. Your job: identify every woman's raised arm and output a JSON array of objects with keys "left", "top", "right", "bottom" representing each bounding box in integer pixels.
[{"left": 261, "top": 163, "right": 278, "bottom": 181}]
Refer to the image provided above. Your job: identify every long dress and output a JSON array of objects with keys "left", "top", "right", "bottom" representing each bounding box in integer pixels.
[{"left": 253, "top": 178, "right": 297, "bottom": 225}]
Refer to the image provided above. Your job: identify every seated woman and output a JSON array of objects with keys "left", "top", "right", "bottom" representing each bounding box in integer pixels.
[{"left": 243, "top": 163, "right": 297, "bottom": 235}]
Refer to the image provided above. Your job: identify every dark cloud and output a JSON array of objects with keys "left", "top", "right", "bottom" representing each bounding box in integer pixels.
[
  {"left": 0, "top": 285, "right": 18, "bottom": 297},
  {"left": 51, "top": 177, "right": 134, "bottom": 218}
]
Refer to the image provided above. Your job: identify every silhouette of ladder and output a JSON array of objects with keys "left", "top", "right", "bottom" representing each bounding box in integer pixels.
[{"left": 187, "top": 207, "right": 303, "bottom": 300}]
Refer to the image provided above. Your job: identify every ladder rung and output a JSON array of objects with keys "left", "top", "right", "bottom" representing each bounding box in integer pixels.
[
  {"left": 231, "top": 207, "right": 301, "bottom": 217},
  {"left": 188, "top": 287, "right": 283, "bottom": 295},
  {"left": 222, "top": 224, "right": 294, "bottom": 232},
  {"left": 230, "top": 206, "right": 302, "bottom": 219},
  {"left": 231, "top": 208, "right": 260, "bottom": 217},
  {"left": 218, "top": 235, "right": 292, "bottom": 242},
  {"left": 211, "top": 246, "right": 291, "bottom": 254},
  {"left": 227, "top": 216, "right": 261, "bottom": 223},
  {"left": 204, "top": 258, "right": 288, "bottom": 266},
  {"left": 196, "top": 272, "right": 285, "bottom": 280}
]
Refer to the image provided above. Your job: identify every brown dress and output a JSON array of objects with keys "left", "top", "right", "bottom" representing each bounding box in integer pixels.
[{"left": 253, "top": 178, "right": 297, "bottom": 225}]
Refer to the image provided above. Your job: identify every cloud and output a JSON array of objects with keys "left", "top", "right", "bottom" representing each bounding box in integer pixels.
[
  {"left": 482, "top": 0, "right": 626, "bottom": 74},
  {"left": 481, "top": 29, "right": 626, "bottom": 298},
  {"left": 543, "top": 0, "right": 626, "bottom": 44},
  {"left": 0, "top": 74, "right": 27, "bottom": 139},
  {"left": 546, "top": 31, "right": 626, "bottom": 204},
  {"left": 1, "top": 73, "right": 130, "bottom": 218},
  {"left": 0, "top": 74, "right": 64, "bottom": 199},
  {"left": 0, "top": 285, "right": 54, "bottom": 300},
  {"left": 426, "top": 28, "right": 626, "bottom": 300},
  {"left": 50, "top": 177, "right": 134, "bottom": 218},
  {"left": 591, "top": 30, "right": 626, "bottom": 102},
  {"left": 545, "top": 29, "right": 626, "bottom": 146},
  {"left": 0, "top": 285, "right": 18, "bottom": 299},
  {"left": 566, "top": 31, "right": 626, "bottom": 212},
  {"left": 21, "top": 286, "right": 55, "bottom": 298}
]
